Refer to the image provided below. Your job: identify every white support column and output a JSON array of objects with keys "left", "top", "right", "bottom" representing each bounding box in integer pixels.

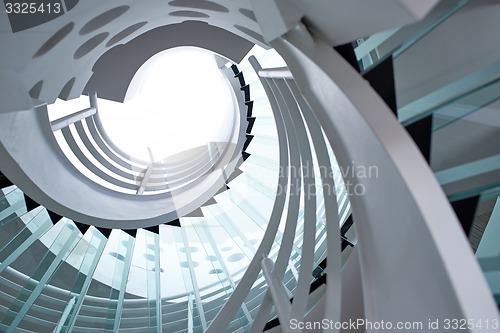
[
  {"left": 206, "top": 51, "right": 292, "bottom": 333},
  {"left": 247, "top": 56, "right": 303, "bottom": 333},
  {"left": 89, "top": 91, "right": 98, "bottom": 110},
  {"left": 112, "top": 233, "right": 135, "bottom": 333},
  {"left": 50, "top": 107, "right": 97, "bottom": 131},
  {"left": 187, "top": 294, "right": 194, "bottom": 333},
  {"left": 193, "top": 219, "right": 253, "bottom": 324},
  {"left": 153, "top": 233, "right": 162, "bottom": 331},
  {"left": 180, "top": 227, "right": 207, "bottom": 331},
  {"left": 53, "top": 297, "right": 75, "bottom": 333},
  {"left": 63, "top": 229, "right": 108, "bottom": 333},
  {"left": 261, "top": 256, "right": 296, "bottom": 333},
  {"left": 286, "top": 80, "right": 343, "bottom": 332},
  {"left": 270, "top": 77, "right": 316, "bottom": 322},
  {"left": 50, "top": 91, "right": 99, "bottom": 132},
  {"left": 136, "top": 166, "right": 152, "bottom": 195}
]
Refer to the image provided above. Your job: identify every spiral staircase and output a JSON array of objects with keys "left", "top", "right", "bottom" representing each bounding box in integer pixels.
[{"left": 1, "top": 0, "right": 500, "bottom": 332}]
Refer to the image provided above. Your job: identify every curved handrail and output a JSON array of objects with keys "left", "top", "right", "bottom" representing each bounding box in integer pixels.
[
  {"left": 246, "top": 57, "right": 303, "bottom": 333},
  {"left": 271, "top": 21, "right": 499, "bottom": 330},
  {"left": 205, "top": 51, "right": 291, "bottom": 333}
]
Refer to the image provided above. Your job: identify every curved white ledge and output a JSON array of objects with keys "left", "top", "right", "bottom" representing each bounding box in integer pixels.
[{"left": 0, "top": 101, "right": 243, "bottom": 228}]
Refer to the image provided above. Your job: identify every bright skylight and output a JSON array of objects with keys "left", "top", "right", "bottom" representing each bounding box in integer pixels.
[
  {"left": 98, "top": 46, "right": 235, "bottom": 162},
  {"left": 49, "top": 47, "right": 235, "bottom": 163}
]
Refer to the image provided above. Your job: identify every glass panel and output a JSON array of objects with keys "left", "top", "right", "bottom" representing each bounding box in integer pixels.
[
  {"left": 0, "top": 220, "right": 80, "bottom": 332},
  {"left": 191, "top": 218, "right": 252, "bottom": 329},
  {"left": 355, "top": 0, "right": 468, "bottom": 72},
  {"left": 432, "top": 80, "right": 500, "bottom": 132},
  {"left": 158, "top": 225, "right": 188, "bottom": 332},
  {"left": 226, "top": 177, "right": 274, "bottom": 223},
  {"left": 22, "top": 223, "right": 106, "bottom": 332},
  {"left": 59, "top": 226, "right": 107, "bottom": 332},
  {"left": 0, "top": 187, "right": 26, "bottom": 225},
  {"left": 431, "top": 100, "right": 500, "bottom": 202},
  {"left": 142, "top": 230, "right": 161, "bottom": 332},
  {"left": 204, "top": 205, "right": 254, "bottom": 261},
  {"left": 172, "top": 227, "right": 205, "bottom": 332},
  {"left": 77, "top": 230, "right": 134, "bottom": 332},
  {"left": 244, "top": 135, "right": 279, "bottom": 157},
  {"left": 0, "top": 207, "right": 52, "bottom": 274},
  {"left": 399, "top": 60, "right": 500, "bottom": 125}
]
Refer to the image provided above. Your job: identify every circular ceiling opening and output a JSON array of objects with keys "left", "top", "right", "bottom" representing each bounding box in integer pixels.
[{"left": 97, "top": 46, "right": 235, "bottom": 162}]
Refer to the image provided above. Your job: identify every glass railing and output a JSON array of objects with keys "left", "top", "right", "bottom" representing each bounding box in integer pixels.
[
  {"left": 430, "top": 109, "right": 500, "bottom": 196},
  {"left": 355, "top": 0, "right": 469, "bottom": 73},
  {"left": 0, "top": 187, "right": 26, "bottom": 225},
  {"left": 399, "top": 60, "right": 500, "bottom": 126}
]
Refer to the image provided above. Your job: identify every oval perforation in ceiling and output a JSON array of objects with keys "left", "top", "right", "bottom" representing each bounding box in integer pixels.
[
  {"left": 169, "top": 10, "right": 210, "bottom": 18},
  {"left": 180, "top": 246, "right": 200, "bottom": 253},
  {"left": 106, "top": 21, "right": 148, "bottom": 47},
  {"left": 180, "top": 261, "right": 199, "bottom": 268},
  {"left": 79, "top": 6, "right": 130, "bottom": 35},
  {"left": 29, "top": 80, "right": 43, "bottom": 99},
  {"left": 33, "top": 22, "right": 75, "bottom": 58},
  {"left": 209, "top": 268, "right": 223, "bottom": 274},
  {"left": 109, "top": 252, "right": 126, "bottom": 261},
  {"left": 239, "top": 8, "right": 256, "bottom": 21},
  {"left": 169, "top": 0, "right": 229, "bottom": 13},
  {"left": 227, "top": 253, "right": 245, "bottom": 262},
  {"left": 58, "top": 77, "right": 76, "bottom": 100},
  {"left": 74, "top": 32, "right": 109, "bottom": 59}
]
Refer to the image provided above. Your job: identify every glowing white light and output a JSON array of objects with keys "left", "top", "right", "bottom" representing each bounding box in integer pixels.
[{"left": 97, "top": 46, "right": 234, "bottom": 162}]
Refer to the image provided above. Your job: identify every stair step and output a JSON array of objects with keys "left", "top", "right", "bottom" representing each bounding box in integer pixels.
[
  {"left": 215, "top": 184, "right": 230, "bottom": 195},
  {"left": 246, "top": 117, "right": 256, "bottom": 134},
  {"left": 165, "top": 218, "right": 181, "bottom": 227},
  {"left": 242, "top": 135, "right": 254, "bottom": 151},
  {"left": 240, "top": 155, "right": 278, "bottom": 175},
  {"left": 201, "top": 197, "right": 217, "bottom": 207},
  {"left": 184, "top": 207, "right": 203, "bottom": 218},
  {"left": 242, "top": 152, "right": 278, "bottom": 172},
  {"left": 240, "top": 85, "right": 251, "bottom": 102},
  {"left": 250, "top": 118, "right": 277, "bottom": 137},
  {"left": 246, "top": 101, "right": 254, "bottom": 117},
  {"left": 225, "top": 168, "right": 243, "bottom": 184},
  {"left": 230, "top": 64, "right": 239, "bottom": 75},
  {"left": 234, "top": 72, "right": 245, "bottom": 86}
]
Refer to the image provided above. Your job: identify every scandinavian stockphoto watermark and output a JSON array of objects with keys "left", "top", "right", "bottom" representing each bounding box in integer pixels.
[
  {"left": 289, "top": 318, "right": 500, "bottom": 331},
  {"left": 274, "top": 162, "right": 379, "bottom": 198},
  {"left": 289, "top": 318, "right": 424, "bottom": 331}
]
